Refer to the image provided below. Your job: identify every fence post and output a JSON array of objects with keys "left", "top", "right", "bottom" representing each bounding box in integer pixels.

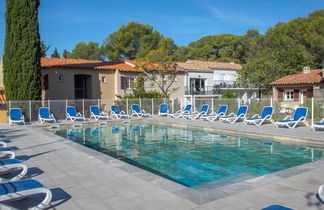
[
  {"left": 65, "top": 99, "right": 68, "bottom": 108},
  {"left": 151, "top": 98, "right": 154, "bottom": 115},
  {"left": 98, "top": 98, "right": 100, "bottom": 106},
  {"left": 139, "top": 98, "right": 142, "bottom": 108},
  {"left": 311, "top": 97, "right": 314, "bottom": 127},
  {"left": 270, "top": 97, "right": 273, "bottom": 107},
  {"left": 48, "top": 100, "right": 50, "bottom": 110},
  {"left": 172, "top": 98, "right": 174, "bottom": 113},
  {"left": 212, "top": 97, "right": 214, "bottom": 112},
  {"left": 9, "top": 100, "right": 11, "bottom": 110},
  {"left": 126, "top": 98, "right": 129, "bottom": 114},
  {"left": 29, "top": 100, "right": 32, "bottom": 123},
  {"left": 82, "top": 99, "right": 85, "bottom": 117},
  {"left": 237, "top": 97, "right": 240, "bottom": 107}
]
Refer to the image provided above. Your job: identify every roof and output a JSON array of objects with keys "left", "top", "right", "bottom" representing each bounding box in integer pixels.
[
  {"left": 125, "top": 60, "right": 186, "bottom": 72},
  {"left": 271, "top": 70, "right": 324, "bottom": 86},
  {"left": 41, "top": 58, "right": 140, "bottom": 72},
  {"left": 182, "top": 60, "right": 242, "bottom": 71},
  {"left": 41, "top": 58, "right": 185, "bottom": 72},
  {"left": 176, "top": 62, "right": 213, "bottom": 72}
]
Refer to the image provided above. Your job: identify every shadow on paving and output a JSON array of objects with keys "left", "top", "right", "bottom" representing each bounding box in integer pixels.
[
  {"left": 1, "top": 188, "right": 71, "bottom": 210},
  {"left": 16, "top": 149, "right": 63, "bottom": 161},
  {"left": 305, "top": 192, "right": 324, "bottom": 209},
  {"left": 19, "top": 140, "right": 67, "bottom": 151}
]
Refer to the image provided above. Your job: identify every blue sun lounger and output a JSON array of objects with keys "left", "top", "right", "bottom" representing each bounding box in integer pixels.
[
  {"left": 186, "top": 104, "right": 209, "bottom": 120},
  {"left": 158, "top": 104, "right": 169, "bottom": 116},
  {"left": 131, "top": 104, "right": 150, "bottom": 118},
  {"left": 66, "top": 106, "right": 85, "bottom": 122},
  {"left": 0, "top": 159, "right": 28, "bottom": 182},
  {"left": 168, "top": 104, "right": 192, "bottom": 118},
  {"left": 38, "top": 107, "right": 56, "bottom": 124},
  {"left": 9, "top": 108, "right": 25, "bottom": 126},
  {"left": 89, "top": 105, "right": 109, "bottom": 121},
  {"left": 0, "top": 179, "right": 52, "bottom": 209},
  {"left": 275, "top": 107, "right": 309, "bottom": 129},
  {"left": 244, "top": 106, "right": 274, "bottom": 126},
  {"left": 0, "top": 148, "right": 15, "bottom": 159},
  {"left": 111, "top": 105, "right": 129, "bottom": 119},
  {"left": 204, "top": 105, "right": 228, "bottom": 121},
  {"left": 220, "top": 105, "right": 248, "bottom": 123},
  {"left": 311, "top": 118, "right": 324, "bottom": 131}
]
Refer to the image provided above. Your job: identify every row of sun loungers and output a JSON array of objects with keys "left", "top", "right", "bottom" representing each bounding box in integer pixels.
[
  {"left": 159, "top": 103, "right": 321, "bottom": 130},
  {"left": 7, "top": 103, "right": 324, "bottom": 130},
  {"left": 0, "top": 138, "right": 52, "bottom": 209}
]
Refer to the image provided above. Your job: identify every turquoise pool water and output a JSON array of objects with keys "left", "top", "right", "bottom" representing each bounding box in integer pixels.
[{"left": 53, "top": 123, "right": 324, "bottom": 187}]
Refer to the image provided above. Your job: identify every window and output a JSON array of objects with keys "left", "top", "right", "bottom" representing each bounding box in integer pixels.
[
  {"left": 120, "top": 76, "right": 134, "bottom": 90},
  {"left": 101, "top": 76, "right": 107, "bottom": 83},
  {"left": 284, "top": 90, "right": 294, "bottom": 101},
  {"left": 43, "top": 74, "right": 49, "bottom": 90},
  {"left": 58, "top": 74, "right": 63, "bottom": 83}
]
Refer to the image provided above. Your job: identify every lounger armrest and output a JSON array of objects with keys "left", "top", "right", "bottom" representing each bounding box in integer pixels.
[
  {"left": 209, "top": 112, "right": 216, "bottom": 115},
  {"left": 228, "top": 113, "right": 235, "bottom": 117},
  {"left": 77, "top": 112, "right": 82, "bottom": 117},
  {"left": 50, "top": 114, "right": 55, "bottom": 119},
  {"left": 252, "top": 114, "right": 260, "bottom": 118},
  {"left": 191, "top": 111, "right": 198, "bottom": 115},
  {"left": 100, "top": 111, "right": 107, "bottom": 116},
  {"left": 238, "top": 113, "right": 246, "bottom": 118},
  {"left": 120, "top": 111, "right": 126, "bottom": 114},
  {"left": 141, "top": 110, "right": 146, "bottom": 113},
  {"left": 283, "top": 116, "right": 292, "bottom": 120},
  {"left": 175, "top": 110, "right": 182, "bottom": 114},
  {"left": 320, "top": 118, "right": 324, "bottom": 123},
  {"left": 21, "top": 115, "right": 25, "bottom": 120}
]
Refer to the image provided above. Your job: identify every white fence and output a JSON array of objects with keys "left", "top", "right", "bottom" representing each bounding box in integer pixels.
[{"left": 1, "top": 97, "right": 324, "bottom": 125}]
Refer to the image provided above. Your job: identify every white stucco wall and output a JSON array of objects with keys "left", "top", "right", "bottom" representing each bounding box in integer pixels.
[
  {"left": 213, "top": 69, "right": 238, "bottom": 84},
  {"left": 185, "top": 69, "right": 238, "bottom": 87}
]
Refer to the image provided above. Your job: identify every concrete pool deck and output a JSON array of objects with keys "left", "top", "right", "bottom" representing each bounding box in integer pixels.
[{"left": 0, "top": 118, "right": 323, "bottom": 209}]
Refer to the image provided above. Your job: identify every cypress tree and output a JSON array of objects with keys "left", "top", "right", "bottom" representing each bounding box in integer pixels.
[{"left": 3, "top": 0, "right": 42, "bottom": 101}]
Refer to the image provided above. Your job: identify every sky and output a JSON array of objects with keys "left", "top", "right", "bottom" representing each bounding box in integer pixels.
[{"left": 0, "top": 0, "right": 323, "bottom": 56}]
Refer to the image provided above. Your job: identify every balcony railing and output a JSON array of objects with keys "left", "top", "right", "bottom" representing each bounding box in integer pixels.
[{"left": 185, "top": 83, "right": 260, "bottom": 95}]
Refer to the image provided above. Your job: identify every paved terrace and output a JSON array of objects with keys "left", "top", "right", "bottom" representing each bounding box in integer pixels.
[{"left": 0, "top": 117, "right": 323, "bottom": 210}]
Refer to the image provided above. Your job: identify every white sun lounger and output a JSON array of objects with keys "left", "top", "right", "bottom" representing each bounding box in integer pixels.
[
  {"left": 0, "top": 159, "right": 28, "bottom": 182},
  {"left": 0, "top": 179, "right": 52, "bottom": 209}
]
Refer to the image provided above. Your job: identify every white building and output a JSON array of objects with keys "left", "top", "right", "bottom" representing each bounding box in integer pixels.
[{"left": 177, "top": 60, "right": 242, "bottom": 97}]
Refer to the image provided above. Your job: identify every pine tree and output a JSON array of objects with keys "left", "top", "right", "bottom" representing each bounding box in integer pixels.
[
  {"left": 51, "top": 48, "right": 60, "bottom": 58},
  {"left": 3, "top": 0, "right": 42, "bottom": 101},
  {"left": 62, "top": 49, "right": 71, "bottom": 58}
]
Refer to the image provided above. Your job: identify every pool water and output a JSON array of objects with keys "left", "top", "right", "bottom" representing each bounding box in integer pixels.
[{"left": 53, "top": 123, "right": 324, "bottom": 187}]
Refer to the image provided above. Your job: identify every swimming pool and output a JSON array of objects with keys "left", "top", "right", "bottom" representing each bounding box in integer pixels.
[{"left": 53, "top": 123, "right": 324, "bottom": 188}]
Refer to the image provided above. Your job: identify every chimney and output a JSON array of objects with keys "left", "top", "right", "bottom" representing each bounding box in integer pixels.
[{"left": 303, "top": 66, "right": 311, "bottom": 74}]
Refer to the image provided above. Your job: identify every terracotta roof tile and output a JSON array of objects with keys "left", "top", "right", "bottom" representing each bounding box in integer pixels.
[
  {"left": 176, "top": 62, "right": 212, "bottom": 72},
  {"left": 184, "top": 60, "right": 242, "bottom": 71},
  {"left": 41, "top": 58, "right": 141, "bottom": 72},
  {"left": 125, "top": 60, "right": 186, "bottom": 72},
  {"left": 271, "top": 70, "right": 324, "bottom": 85}
]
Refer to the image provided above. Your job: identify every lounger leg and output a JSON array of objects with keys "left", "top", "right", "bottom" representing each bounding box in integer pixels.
[
  {"left": 0, "top": 151, "right": 15, "bottom": 159},
  {"left": 31, "top": 188, "right": 52, "bottom": 210}
]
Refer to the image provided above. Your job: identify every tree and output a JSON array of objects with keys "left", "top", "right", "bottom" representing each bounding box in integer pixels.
[
  {"left": 102, "top": 21, "right": 163, "bottom": 61},
  {"left": 136, "top": 49, "right": 179, "bottom": 98},
  {"left": 68, "top": 42, "right": 104, "bottom": 60},
  {"left": 62, "top": 49, "right": 71, "bottom": 58},
  {"left": 3, "top": 0, "right": 42, "bottom": 100},
  {"left": 51, "top": 48, "right": 60, "bottom": 58},
  {"left": 40, "top": 41, "right": 50, "bottom": 57}
]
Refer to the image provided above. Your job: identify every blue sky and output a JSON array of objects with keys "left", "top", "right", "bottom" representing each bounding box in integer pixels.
[{"left": 0, "top": 0, "right": 323, "bottom": 56}]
